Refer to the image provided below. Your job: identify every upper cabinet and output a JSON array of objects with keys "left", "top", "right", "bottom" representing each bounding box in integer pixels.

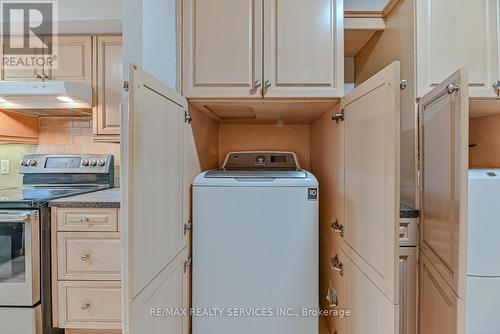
[
  {"left": 182, "top": 0, "right": 343, "bottom": 99},
  {"left": 182, "top": 0, "right": 263, "bottom": 98},
  {"left": 416, "top": 0, "right": 500, "bottom": 98},
  {"left": 45, "top": 36, "right": 92, "bottom": 84},
  {"left": 93, "top": 35, "right": 123, "bottom": 142},
  {"left": 263, "top": 0, "right": 343, "bottom": 98},
  {"left": 1, "top": 36, "right": 92, "bottom": 84}
]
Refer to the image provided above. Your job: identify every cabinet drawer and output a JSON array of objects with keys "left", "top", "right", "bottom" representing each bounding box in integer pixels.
[
  {"left": 58, "top": 232, "right": 121, "bottom": 280},
  {"left": 399, "top": 218, "right": 419, "bottom": 247},
  {"left": 57, "top": 208, "right": 118, "bottom": 232},
  {"left": 58, "top": 281, "right": 122, "bottom": 329}
]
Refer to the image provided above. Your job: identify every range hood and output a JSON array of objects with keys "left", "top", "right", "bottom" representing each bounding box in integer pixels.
[{"left": 0, "top": 81, "right": 93, "bottom": 117}]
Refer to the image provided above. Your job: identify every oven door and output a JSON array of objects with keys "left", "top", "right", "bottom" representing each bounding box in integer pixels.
[{"left": 0, "top": 210, "right": 40, "bottom": 306}]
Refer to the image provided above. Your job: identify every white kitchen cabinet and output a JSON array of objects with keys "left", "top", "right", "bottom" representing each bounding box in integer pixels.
[
  {"left": 93, "top": 35, "right": 123, "bottom": 141},
  {"left": 182, "top": 0, "right": 343, "bottom": 98},
  {"left": 262, "top": 0, "right": 343, "bottom": 98},
  {"left": 418, "top": 68, "right": 469, "bottom": 333},
  {"left": 51, "top": 207, "right": 122, "bottom": 330},
  {"left": 1, "top": 36, "right": 92, "bottom": 83},
  {"left": 416, "top": 0, "right": 500, "bottom": 98},
  {"left": 122, "top": 65, "right": 191, "bottom": 334},
  {"left": 44, "top": 36, "right": 92, "bottom": 84}
]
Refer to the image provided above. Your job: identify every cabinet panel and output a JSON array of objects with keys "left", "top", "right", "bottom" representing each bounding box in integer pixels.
[
  {"left": 263, "top": 0, "right": 343, "bottom": 97},
  {"left": 419, "top": 252, "right": 465, "bottom": 334},
  {"left": 342, "top": 250, "right": 398, "bottom": 334},
  {"left": 56, "top": 208, "right": 118, "bottom": 232},
  {"left": 57, "top": 232, "right": 122, "bottom": 281},
  {"left": 182, "top": 0, "right": 263, "bottom": 98},
  {"left": 45, "top": 36, "right": 92, "bottom": 84},
  {"left": 58, "top": 281, "right": 122, "bottom": 329},
  {"left": 399, "top": 247, "right": 417, "bottom": 334},
  {"left": 341, "top": 62, "right": 400, "bottom": 304},
  {"left": 419, "top": 68, "right": 468, "bottom": 298},
  {"left": 129, "top": 248, "right": 189, "bottom": 334},
  {"left": 416, "top": 0, "right": 499, "bottom": 98},
  {"left": 1, "top": 37, "right": 41, "bottom": 81},
  {"left": 94, "top": 36, "right": 122, "bottom": 138}
]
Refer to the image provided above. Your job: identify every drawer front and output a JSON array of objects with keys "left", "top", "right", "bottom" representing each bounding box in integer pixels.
[
  {"left": 57, "top": 208, "right": 118, "bottom": 232},
  {"left": 58, "top": 232, "right": 121, "bottom": 280},
  {"left": 58, "top": 281, "right": 122, "bottom": 329},
  {"left": 399, "top": 218, "right": 419, "bottom": 247}
]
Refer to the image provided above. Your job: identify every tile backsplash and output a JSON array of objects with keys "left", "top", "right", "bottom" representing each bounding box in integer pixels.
[
  {"left": 0, "top": 117, "right": 120, "bottom": 188},
  {"left": 0, "top": 144, "right": 33, "bottom": 188}
]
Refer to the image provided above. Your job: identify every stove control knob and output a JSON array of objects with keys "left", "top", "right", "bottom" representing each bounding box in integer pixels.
[
  {"left": 20, "top": 160, "right": 26, "bottom": 166},
  {"left": 29, "top": 160, "right": 37, "bottom": 166},
  {"left": 90, "top": 160, "right": 97, "bottom": 167},
  {"left": 98, "top": 160, "right": 106, "bottom": 166},
  {"left": 81, "top": 160, "right": 89, "bottom": 166},
  {"left": 24, "top": 160, "right": 31, "bottom": 166}
]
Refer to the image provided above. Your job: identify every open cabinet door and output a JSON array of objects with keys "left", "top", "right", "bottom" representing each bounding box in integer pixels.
[
  {"left": 122, "top": 65, "right": 190, "bottom": 334},
  {"left": 340, "top": 61, "right": 401, "bottom": 303},
  {"left": 418, "top": 68, "right": 469, "bottom": 334}
]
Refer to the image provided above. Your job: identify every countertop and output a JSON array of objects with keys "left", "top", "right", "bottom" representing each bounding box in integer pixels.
[
  {"left": 49, "top": 188, "right": 121, "bottom": 208},
  {"left": 400, "top": 204, "right": 419, "bottom": 218}
]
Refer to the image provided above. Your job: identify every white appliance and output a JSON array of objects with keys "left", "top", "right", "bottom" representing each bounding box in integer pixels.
[
  {"left": 0, "top": 81, "right": 93, "bottom": 116},
  {"left": 193, "top": 151, "right": 319, "bottom": 334},
  {"left": 467, "top": 169, "right": 500, "bottom": 333}
]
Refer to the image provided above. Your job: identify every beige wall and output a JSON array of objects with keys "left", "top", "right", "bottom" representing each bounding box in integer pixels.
[
  {"left": 218, "top": 124, "right": 311, "bottom": 170},
  {"left": 470, "top": 114, "right": 500, "bottom": 168}
]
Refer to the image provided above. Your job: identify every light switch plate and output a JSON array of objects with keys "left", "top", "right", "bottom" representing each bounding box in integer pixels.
[{"left": 0, "top": 160, "right": 10, "bottom": 174}]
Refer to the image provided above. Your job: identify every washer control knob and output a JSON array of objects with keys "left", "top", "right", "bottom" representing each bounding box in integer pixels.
[
  {"left": 98, "top": 160, "right": 106, "bottom": 166},
  {"left": 81, "top": 160, "right": 89, "bottom": 166},
  {"left": 90, "top": 160, "right": 97, "bottom": 167}
]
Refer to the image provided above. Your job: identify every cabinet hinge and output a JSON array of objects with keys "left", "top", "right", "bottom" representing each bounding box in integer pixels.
[
  {"left": 332, "top": 109, "right": 344, "bottom": 124},
  {"left": 184, "top": 220, "right": 192, "bottom": 235},
  {"left": 122, "top": 81, "right": 129, "bottom": 92},
  {"left": 184, "top": 256, "right": 192, "bottom": 273},
  {"left": 184, "top": 110, "right": 192, "bottom": 124},
  {"left": 331, "top": 220, "right": 344, "bottom": 238}
]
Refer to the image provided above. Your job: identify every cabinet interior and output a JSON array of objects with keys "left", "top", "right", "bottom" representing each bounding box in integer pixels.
[{"left": 189, "top": 103, "right": 340, "bottom": 171}]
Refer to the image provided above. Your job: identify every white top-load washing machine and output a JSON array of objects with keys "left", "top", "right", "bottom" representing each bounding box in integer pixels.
[
  {"left": 192, "top": 152, "right": 318, "bottom": 334},
  {"left": 467, "top": 169, "right": 500, "bottom": 333}
]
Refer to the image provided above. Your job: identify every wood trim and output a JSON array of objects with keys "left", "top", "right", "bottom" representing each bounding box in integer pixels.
[
  {"left": 344, "top": 0, "right": 401, "bottom": 18},
  {"left": 344, "top": 10, "right": 384, "bottom": 18},
  {"left": 382, "top": 0, "right": 402, "bottom": 17},
  {"left": 0, "top": 110, "right": 39, "bottom": 144}
]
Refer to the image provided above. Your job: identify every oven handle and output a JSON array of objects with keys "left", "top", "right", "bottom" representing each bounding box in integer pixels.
[{"left": 0, "top": 212, "right": 31, "bottom": 223}]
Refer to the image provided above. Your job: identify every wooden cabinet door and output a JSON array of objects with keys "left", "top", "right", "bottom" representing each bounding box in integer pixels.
[
  {"left": 94, "top": 36, "right": 122, "bottom": 137},
  {"left": 340, "top": 62, "right": 400, "bottom": 304},
  {"left": 263, "top": 0, "right": 343, "bottom": 98},
  {"left": 122, "top": 65, "right": 188, "bottom": 333},
  {"left": 416, "top": 0, "right": 500, "bottom": 98},
  {"left": 182, "top": 0, "right": 263, "bottom": 98},
  {"left": 129, "top": 248, "right": 190, "bottom": 334},
  {"left": 418, "top": 68, "right": 468, "bottom": 333},
  {"left": 342, "top": 250, "right": 398, "bottom": 334},
  {"left": 1, "top": 37, "right": 42, "bottom": 81},
  {"left": 44, "top": 36, "right": 92, "bottom": 84},
  {"left": 399, "top": 247, "right": 417, "bottom": 334}
]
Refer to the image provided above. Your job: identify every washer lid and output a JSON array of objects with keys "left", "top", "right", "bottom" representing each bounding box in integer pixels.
[{"left": 204, "top": 169, "right": 307, "bottom": 178}]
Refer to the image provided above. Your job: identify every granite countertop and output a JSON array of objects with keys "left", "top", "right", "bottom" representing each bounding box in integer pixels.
[
  {"left": 49, "top": 188, "right": 121, "bottom": 208},
  {"left": 400, "top": 204, "right": 419, "bottom": 218}
]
